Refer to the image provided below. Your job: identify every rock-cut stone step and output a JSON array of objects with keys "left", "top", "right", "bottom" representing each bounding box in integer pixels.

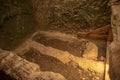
[
  {"left": 0, "top": 50, "right": 66, "bottom": 80},
  {"left": 13, "top": 31, "right": 105, "bottom": 80},
  {"left": 15, "top": 40, "right": 104, "bottom": 80},
  {"left": 32, "top": 31, "right": 99, "bottom": 60}
]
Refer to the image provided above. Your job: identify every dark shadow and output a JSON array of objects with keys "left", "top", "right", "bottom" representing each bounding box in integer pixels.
[{"left": 0, "top": 70, "right": 16, "bottom": 80}]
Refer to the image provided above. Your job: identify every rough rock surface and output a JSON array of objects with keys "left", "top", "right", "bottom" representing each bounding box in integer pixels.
[
  {"left": 109, "top": 1, "right": 120, "bottom": 80},
  {"left": 0, "top": 0, "right": 110, "bottom": 80},
  {"left": 0, "top": 0, "right": 110, "bottom": 50},
  {"left": 0, "top": 50, "right": 66, "bottom": 80}
]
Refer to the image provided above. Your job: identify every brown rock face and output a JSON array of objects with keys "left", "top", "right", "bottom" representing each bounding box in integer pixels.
[
  {"left": 0, "top": 0, "right": 110, "bottom": 50},
  {"left": 109, "top": 43, "right": 120, "bottom": 80},
  {"left": 109, "top": 1, "right": 120, "bottom": 80}
]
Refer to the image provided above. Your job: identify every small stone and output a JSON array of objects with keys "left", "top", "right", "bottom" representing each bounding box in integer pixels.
[
  {"left": 95, "top": 77, "right": 100, "bottom": 80},
  {"left": 82, "top": 77, "right": 85, "bottom": 80},
  {"left": 89, "top": 73, "right": 92, "bottom": 76},
  {"left": 92, "top": 72, "right": 95, "bottom": 75},
  {"left": 100, "top": 56, "right": 105, "bottom": 61},
  {"left": 83, "top": 42, "right": 98, "bottom": 60}
]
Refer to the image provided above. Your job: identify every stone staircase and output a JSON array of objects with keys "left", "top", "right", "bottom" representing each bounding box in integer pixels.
[{"left": 1, "top": 31, "right": 106, "bottom": 80}]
